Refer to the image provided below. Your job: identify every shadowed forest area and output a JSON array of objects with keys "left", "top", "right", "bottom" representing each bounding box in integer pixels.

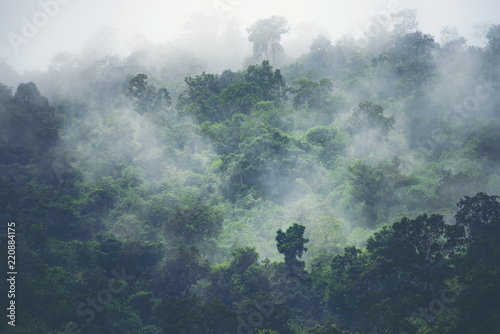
[{"left": 1, "top": 9, "right": 500, "bottom": 334}]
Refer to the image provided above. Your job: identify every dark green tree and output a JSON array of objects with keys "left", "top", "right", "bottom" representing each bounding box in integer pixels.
[
  {"left": 208, "top": 247, "right": 269, "bottom": 304},
  {"left": 158, "top": 295, "right": 237, "bottom": 333},
  {"left": 436, "top": 193, "right": 500, "bottom": 333},
  {"left": 0, "top": 82, "right": 59, "bottom": 163},
  {"left": 455, "top": 192, "right": 500, "bottom": 240},
  {"left": 155, "top": 245, "right": 209, "bottom": 298},
  {"left": 166, "top": 198, "right": 223, "bottom": 245},
  {"left": 245, "top": 60, "right": 286, "bottom": 102},
  {"left": 177, "top": 72, "right": 222, "bottom": 122},
  {"left": 302, "top": 324, "right": 348, "bottom": 334},
  {"left": 276, "top": 223, "right": 309, "bottom": 269}
]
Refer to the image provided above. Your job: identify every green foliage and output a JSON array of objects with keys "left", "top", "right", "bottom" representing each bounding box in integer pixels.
[
  {"left": 127, "top": 74, "right": 172, "bottom": 114},
  {"left": 347, "top": 101, "right": 395, "bottom": 141},
  {"left": 177, "top": 72, "right": 222, "bottom": 122},
  {"left": 455, "top": 192, "right": 500, "bottom": 241},
  {"left": 375, "top": 30, "right": 437, "bottom": 95},
  {"left": 292, "top": 77, "right": 333, "bottom": 111},
  {"left": 0, "top": 82, "right": 59, "bottom": 163},
  {"left": 245, "top": 60, "right": 286, "bottom": 102},
  {"left": 306, "top": 217, "right": 348, "bottom": 262},
  {"left": 465, "top": 121, "right": 500, "bottom": 162},
  {"left": 166, "top": 197, "right": 223, "bottom": 244},
  {"left": 305, "top": 126, "right": 345, "bottom": 166},
  {"left": 156, "top": 245, "right": 208, "bottom": 297},
  {"left": 301, "top": 324, "right": 348, "bottom": 334},
  {"left": 209, "top": 247, "right": 269, "bottom": 304},
  {"left": 221, "top": 123, "right": 311, "bottom": 201},
  {"left": 276, "top": 223, "right": 309, "bottom": 269},
  {"left": 348, "top": 159, "right": 395, "bottom": 224},
  {"left": 257, "top": 330, "right": 280, "bottom": 334},
  {"left": 158, "top": 295, "right": 237, "bottom": 334},
  {"left": 2, "top": 15, "right": 500, "bottom": 334},
  {"left": 220, "top": 81, "right": 262, "bottom": 114},
  {"left": 349, "top": 160, "right": 387, "bottom": 205}
]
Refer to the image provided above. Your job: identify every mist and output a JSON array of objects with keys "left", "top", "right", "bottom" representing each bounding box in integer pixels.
[
  {"left": 0, "top": 0, "right": 497, "bottom": 73},
  {"left": 2, "top": 0, "right": 499, "bottom": 270},
  {"left": 3, "top": 0, "right": 499, "bottom": 262},
  {"left": 1, "top": 0, "right": 500, "bottom": 333}
]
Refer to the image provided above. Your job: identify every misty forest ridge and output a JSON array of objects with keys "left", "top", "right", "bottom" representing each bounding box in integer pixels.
[{"left": 1, "top": 8, "right": 500, "bottom": 334}]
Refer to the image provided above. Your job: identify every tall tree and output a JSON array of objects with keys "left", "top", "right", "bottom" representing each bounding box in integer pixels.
[
  {"left": 247, "top": 16, "right": 290, "bottom": 65},
  {"left": 276, "top": 223, "right": 309, "bottom": 269}
]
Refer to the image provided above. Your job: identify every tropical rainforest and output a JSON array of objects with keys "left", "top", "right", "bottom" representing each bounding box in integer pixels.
[{"left": 1, "top": 9, "right": 500, "bottom": 334}]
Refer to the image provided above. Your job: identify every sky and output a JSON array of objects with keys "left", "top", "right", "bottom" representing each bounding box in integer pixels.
[{"left": 0, "top": 0, "right": 499, "bottom": 73}]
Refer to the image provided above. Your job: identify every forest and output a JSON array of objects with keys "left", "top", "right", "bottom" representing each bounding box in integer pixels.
[{"left": 1, "top": 8, "right": 500, "bottom": 334}]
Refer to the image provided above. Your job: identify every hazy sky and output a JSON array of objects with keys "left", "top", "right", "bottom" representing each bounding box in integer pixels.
[{"left": 0, "top": 0, "right": 499, "bottom": 73}]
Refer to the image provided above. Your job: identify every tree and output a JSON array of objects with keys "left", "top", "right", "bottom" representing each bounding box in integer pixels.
[
  {"left": 126, "top": 74, "right": 171, "bottom": 114},
  {"left": 391, "top": 214, "right": 454, "bottom": 277},
  {"left": 303, "top": 324, "right": 348, "bottom": 334},
  {"left": 222, "top": 123, "right": 295, "bottom": 201},
  {"left": 373, "top": 28, "right": 436, "bottom": 95},
  {"left": 247, "top": 16, "right": 290, "bottom": 65},
  {"left": 439, "top": 26, "right": 467, "bottom": 49},
  {"left": 208, "top": 247, "right": 269, "bottom": 304},
  {"left": 292, "top": 77, "right": 335, "bottom": 112},
  {"left": 158, "top": 295, "right": 237, "bottom": 333},
  {"left": 220, "top": 81, "right": 262, "bottom": 114},
  {"left": 276, "top": 223, "right": 309, "bottom": 269},
  {"left": 166, "top": 198, "right": 223, "bottom": 245},
  {"left": 347, "top": 101, "right": 395, "bottom": 141},
  {"left": 348, "top": 158, "right": 410, "bottom": 225},
  {"left": 486, "top": 24, "right": 500, "bottom": 55},
  {"left": 393, "top": 31, "right": 436, "bottom": 62},
  {"left": 309, "top": 35, "right": 333, "bottom": 57},
  {"left": 245, "top": 60, "right": 286, "bottom": 102},
  {"left": 177, "top": 72, "right": 222, "bottom": 122},
  {"left": 305, "top": 126, "right": 345, "bottom": 166},
  {"left": 155, "top": 245, "right": 209, "bottom": 297},
  {"left": 328, "top": 245, "right": 377, "bottom": 329},
  {"left": 391, "top": 9, "right": 419, "bottom": 37},
  {"left": 0, "top": 82, "right": 12, "bottom": 104},
  {"left": 0, "top": 82, "right": 59, "bottom": 163},
  {"left": 437, "top": 193, "right": 500, "bottom": 334},
  {"left": 392, "top": 30, "right": 436, "bottom": 94},
  {"left": 306, "top": 36, "right": 334, "bottom": 74},
  {"left": 455, "top": 192, "right": 500, "bottom": 242}
]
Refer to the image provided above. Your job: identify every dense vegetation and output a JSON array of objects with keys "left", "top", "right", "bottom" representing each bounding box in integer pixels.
[{"left": 1, "top": 10, "right": 500, "bottom": 334}]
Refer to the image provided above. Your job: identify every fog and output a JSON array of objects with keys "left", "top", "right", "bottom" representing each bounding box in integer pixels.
[
  {"left": 1, "top": 0, "right": 499, "bottom": 74},
  {"left": 2, "top": 1, "right": 500, "bottom": 332}
]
